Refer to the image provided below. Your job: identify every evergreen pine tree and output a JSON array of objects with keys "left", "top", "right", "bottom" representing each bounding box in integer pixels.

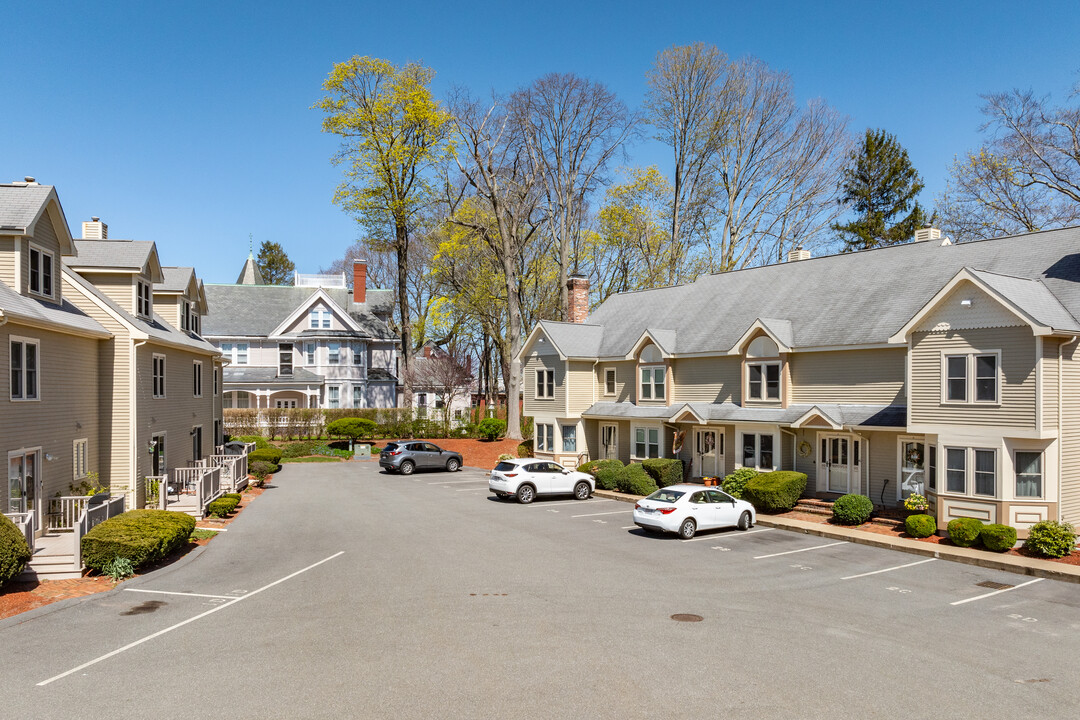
[
  {"left": 256, "top": 240, "right": 295, "bottom": 285},
  {"left": 833, "top": 129, "right": 927, "bottom": 251}
]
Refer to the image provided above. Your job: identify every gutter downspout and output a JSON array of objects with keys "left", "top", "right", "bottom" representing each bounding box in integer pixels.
[
  {"left": 1058, "top": 336, "right": 1078, "bottom": 521},
  {"left": 132, "top": 339, "right": 148, "bottom": 511}
]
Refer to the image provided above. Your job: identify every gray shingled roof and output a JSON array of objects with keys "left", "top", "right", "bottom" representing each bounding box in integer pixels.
[
  {"left": 581, "top": 401, "right": 905, "bottom": 428},
  {"left": 223, "top": 367, "right": 323, "bottom": 384},
  {"left": 571, "top": 227, "right": 1080, "bottom": 358},
  {"left": 536, "top": 321, "right": 605, "bottom": 358},
  {"left": 367, "top": 368, "right": 397, "bottom": 382},
  {"left": 202, "top": 284, "right": 397, "bottom": 340},
  {"left": 0, "top": 282, "right": 109, "bottom": 336},
  {"left": 69, "top": 239, "right": 155, "bottom": 270},
  {"left": 0, "top": 183, "right": 54, "bottom": 232},
  {"left": 968, "top": 269, "right": 1080, "bottom": 333},
  {"left": 157, "top": 267, "right": 195, "bottom": 293}
]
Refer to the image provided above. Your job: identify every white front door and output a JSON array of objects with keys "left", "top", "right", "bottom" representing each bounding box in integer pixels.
[
  {"left": 819, "top": 434, "right": 861, "bottom": 495},
  {"left": 600, "top": 424, "right": 618, "bottom": 460},
  {"left": 899, "top": 439, "right": 926, "bottom": 500},
  {"left": 8, "top": 449, "right": 42, "bottom": 536},
  {"left": 693, "top": 429, "right": 720, "bottom": 477}
]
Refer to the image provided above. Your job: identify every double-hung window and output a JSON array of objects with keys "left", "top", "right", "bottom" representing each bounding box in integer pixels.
[
  {"left": 634, "top": 426, "right": 661, "bottom": 459},
  {"left": 746, "top": 362, "right": 781, "bottom": 401},
  {"left": 945, "top": 448, "right": 966, "bottom": 493},
  {"left": 604, "top": 368, "right": 616, "bottom": 395},
  {"left": 944, "top": 353, "right": 998, "bottom": 403},
  {"left": 278, "top": 343, "right": 293, "bottom": 377},
  {"left": 221, "top": 342, "right": 248, "bottom": 365},
  {"left": 353, "top": 342, "right": 364, "bottom": 366},
  {"left": 536, "top": 423, "right": 554, "bottom": 452},
  {"left": 973, "top": 449, "right": 996, "bottom": 496},
  {"left": 742, "top": 433, "right": 774, "bottom": 470},
  {"left": 10, "top": 338, "right": 39, "bottom": 400},
  {"left": 28, "top": 246, "right": 53, "bottom": 297},
  {"left": 352, "top": 385, "right": 363, "bottom": 408},
  {"left": 328, "top": 342, "right": 340, "bottom": 365},
  {"left": 181, "top": 301, "right": 191, "bottom": 330},
  {"left": 306, "top": 342, "right": 316, "bottom": 365},
  {"left": 193, "top": 361, "right": 203, "bottom": 397},
  {"left": 927, "top": 445, "right": 937, "bottom": 491},
  {"left": 213, "top": 367, "right": 219, "bottom": 395},
  {"left": 309, "top": 306, "right": 332, "bottom": 329},
  {"left": 535, "top": 369, "right": 554, "bottom": 399},
  {"left": 136, "top": 281, "right": 152, "bottom": 318},
  {"left": 153, "top": 354, "right": 166, "bottom": 398},
  {"left": 1015, "top": 451, "right": 1042, "bottom": 498},
  {"left": 561, "top": 424, "right": 577, "bottom": 452},
  {"left": 327, "top": 386, "right": 340, "bottom": 408},
  {"left": 639, "top": 366, "right": 665, "bottom": 400}
]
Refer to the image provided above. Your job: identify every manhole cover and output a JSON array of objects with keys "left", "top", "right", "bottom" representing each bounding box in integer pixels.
[
  {"left": 671, "top": 613, "right": 703, "bottom": 622},
  {"left": 976, "top": 581, "right": 1014, "bottom": 590}
]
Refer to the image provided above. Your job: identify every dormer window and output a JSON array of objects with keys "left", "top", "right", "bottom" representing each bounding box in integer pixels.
[
  {"left": 638, "top": 345, "right": 665, "bottom": 401},
  {"left": 28, "top": 246, "right": 53, "bottom": 298},
  {"left": 182, "top": 300, "right": 192, "bottom": 331},
  {"left": 310, "top": 306, "right": 332, "bottom": 329},
  {"left": 745, "top": 336, "right": 781, "bottom": 402},
  {"left": 137, "top": 281, "right": 152, "bottom": 318}
]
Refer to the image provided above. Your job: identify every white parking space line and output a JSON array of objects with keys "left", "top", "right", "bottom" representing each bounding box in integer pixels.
[
  {"left": 950, "top": 578, "right": 1044, "bottom": 606},
  {"left": 681, "top": 528, "right": 771, "bottom": 543},
  {"left": 456, "top": 487, "right": 490, "bottom": 491},
  {"left": 571, "top": 510, "right": 634, "bottom": 518},
  {"left": 428, "top": 479, "right": 488, "bottom": 485},
  {"left": 753, "top": 541, "right": 847, "bottom": 560},
  {"left": 840, "top": 558, "right": 936, "bottom": 580},
  {"left": 523, "top": 499, "right": 615, "bottom": 509},
  {"left": 123, "top": 588, "right": 237, "bottom": 600},
  {"left": 621, "top": 526, "right": 637, "bottom": 529},
  {"left": 37, "top": 551, "right": 345, "bottom": 687}
]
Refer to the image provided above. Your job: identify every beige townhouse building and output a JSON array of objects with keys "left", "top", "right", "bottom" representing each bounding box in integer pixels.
[{"left": 521, "top": 226, "right": 1080, "bottom": 535}]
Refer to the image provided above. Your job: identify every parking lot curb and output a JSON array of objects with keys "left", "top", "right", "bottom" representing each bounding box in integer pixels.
[{"left": 594, "top": 490, "right": 1080, "bottom": 584}]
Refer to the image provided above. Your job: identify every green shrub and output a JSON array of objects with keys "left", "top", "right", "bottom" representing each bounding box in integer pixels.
[
  {"left": 947, "top": 517, "right": 984, "bottom": 547},
  {"left": 103, "top": 556, "right": 135, "bottom": 582},
  {"left": 477, "top": 418, "right": 506, "bottom": 440},
  {"left": 497, "top": 453, "right": 514, "bottom": 462},
  {"left": 742, "top": 471, "right": 808, "bottom": 513},
  {"left": 249, "top": 460, "right": 276, "bottom": 479},
  {"left": 0, "top": 513, "right": 32, "bottom": 588},
  {"left": 223, "top": 493, "right": 242, "bottom": 501},
  {"left": 234, "top": 435, "right": 270, "bottom": 450},
  {"left": 618, "top": 463, "right": 658, "bottom": 496},
  {"left": 721, "top": 468, "right": 758, "bottom": 500},
  {"left": 81, "top": 510, "right": 195, "bottom": 573},
  {"left": 904, "top": 514, "right": 937, "bottom": 538},
  {"left": 1024, "top": 520, "right": 1077, "bottom": 558},
  {"left": 980, "top": 523, "right": 1018, "bottom": 553},
  {"left": 326, "top": 417, "right": 378, "bottom": 441},
  {"left": 517, "top": 441, "right": 532, "bottom": 458},
  {"left": 577, "top": 460, "right": 599, "bottom": 475},
  {"left": 281, "top": 440, "right": 318, "bottom": 458},
  {"left": 208, "top": 497, "right": 239, "bottom": 518},
  {"left": 592, "top": 459, "right": 625, "bottom": 491},
  {"left": 832, "top": 494, "right": 873, "bottom": 525},
  {"left": 642, "top": 458, "right": 684, "bottom": 488},
  {"left": 248, "top": 448, "right": 283, "bottom": 466}
]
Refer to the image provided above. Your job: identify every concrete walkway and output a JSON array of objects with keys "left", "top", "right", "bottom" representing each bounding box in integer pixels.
[{"left": 594, "top": 489, "right": 1080, "bottom": 584}]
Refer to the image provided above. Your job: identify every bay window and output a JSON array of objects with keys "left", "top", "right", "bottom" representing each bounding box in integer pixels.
[
  {"left": 562, "top": 425, "right": 577, "bottom": 452},
  {"left": 1015, "top": 452, "right": 1042, "bottom": 498},
  {"left": 536, "top": 423, "right": 554, "bottom": 452}
]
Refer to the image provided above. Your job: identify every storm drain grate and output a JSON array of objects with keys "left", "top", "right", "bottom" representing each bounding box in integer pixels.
[
  {"left": 976, "top": 581, "right": 1014, "bottom": 590},
  {"left": 671, "top": 614, "right": 704, "bottom": 623}
]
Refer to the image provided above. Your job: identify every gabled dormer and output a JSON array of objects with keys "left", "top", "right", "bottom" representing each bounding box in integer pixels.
[
  {"left": 0, "top": 179, "right": 75, "bottom": 306},
  {"left": 155, "top": 267, "right": 208, "bottom": 335},
  {"left": 729, "top": 319, "right": 793, "bottom": 408},
  {"left": 66, "top": 232, "right": 164, "bottom": 320},
  {"left": 269, "top": 288, "right": 365, "bottom": 336}
]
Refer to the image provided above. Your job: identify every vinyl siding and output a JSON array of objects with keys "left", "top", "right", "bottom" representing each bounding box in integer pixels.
[
  {"left": 522, "top": 353, "right": 566, "bottom": 416},
  {"left": 153, "top": 295, "right": 182, "bottom": 329},
  {"left": 0, "top": 236, "right": 15, "bottom": 287},
  {"left": 1060, "top": 340, "right": 1080, "bottom": 525},
  {"left": 1042, "top": 338, "right": 1059, "bottom": 430},
  {"left": 792, "top": 428, "right": 901, "bottom": 506},
  {"left": 566, "top": 361, "right": 596, "bottom": 415},
  {"left": 910, "top": 327, "right": 1036, "bottom": 428},
  {"left": 596, "top": 360, "right": 634, "bottom": 403},
  {"left": 80, "top": 272, "right": 136, "bottom": 315},
  {"left": 789, "top": 349, "right": 905, "bottom": 405},
  {"left": 1, "top": 323, "right": 102, "bottom": 504},
  {"left": 671, "top": 356, "right": 741, "bottom": 403}
]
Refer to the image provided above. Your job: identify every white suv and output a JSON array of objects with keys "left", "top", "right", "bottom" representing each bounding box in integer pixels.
[{"left": 489, "top": 458, "right": 594, "bottom": 504}]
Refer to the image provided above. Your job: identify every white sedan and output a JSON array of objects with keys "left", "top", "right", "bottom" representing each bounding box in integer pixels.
[
  {"left": 489, "top": 458, "right": 594, "bottom": 504},
  {"left": 633, "top": 484, "right": 756, "bottom": 539}
]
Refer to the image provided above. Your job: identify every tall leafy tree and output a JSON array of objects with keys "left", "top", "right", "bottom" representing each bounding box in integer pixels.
[
  {"left": 255, "top": 240, "right": 295, "bottom": 285},
  {"left": 833, "top": 129, "right": 926, "bottom": 251},
  {"left": 315, "top": 56, "right": 453, "bottom": 408}
]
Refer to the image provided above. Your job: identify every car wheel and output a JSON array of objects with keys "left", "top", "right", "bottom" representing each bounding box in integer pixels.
[
  {"left": 738, "top": 511, "right": 752, "bottom": 531},
  {"left": 399, "top": 460, "right": 415, "bottom": 476},
  {"left": 573, "top": 481, "right": 591, "bottom": 500},
  {"left": 679, "top": 518, "right": 697, "bottom": 540},
  {"left": 516, "top": 484, "right": 535, "bottom": 504},
  {"left": 445, "top": 457, "right": 461, "bottom": 472}
]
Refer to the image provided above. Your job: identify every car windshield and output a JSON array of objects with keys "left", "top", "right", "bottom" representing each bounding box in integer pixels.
[
  {"left": 647, "top": 489, "right": 685, "bottom": 503},
  {"left": 494, "top": 461, "right": 517, "bottom": 472}
]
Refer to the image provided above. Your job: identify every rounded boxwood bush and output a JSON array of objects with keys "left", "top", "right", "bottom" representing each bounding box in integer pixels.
[
  {"left": 234, "top": 435, "right": 270, "bottom": 450},
  {"left": 832, "top": 494, "right": 873, "bottom": 525},
  {"left": 743, "top": 471, "right": 808, "bottom": 513},
  {"left": 477, "top": 418, "right": 506, "bottom": 440},
  {"left": 642, "top": 458, "right": 684, "bottom": 488},
  {"left": 326, "top": 417, "right": 377, "bottom": 441},
  {"left": 208, "top": 497, "right": 239, "bottom": 518},
  {"left": 618, "top": 463, "right": 658, "bottom": 496},
  {"left": 721, "top": 468, "right": 758, "bottom": 499},
  {"left": 248, "top": 448, "right": 283, "bottom": 466},
  {"left": 980, "top": 523, "right": 1018, "bottom": 553},
  {"left": 947, "top": 517, "right": 984, "bottom": 547},
  {"left": 0, "top": 513, "right": 32, "bottom": 588},
  {"left": 592, "top": 459, "right": 625, "bottom": 491},
  {"left": 904, "top": 514, "right": 937, "bottom": 538},
  {"left": 81, "top": 510, "right": 195, "bottom": 573},
  {"left": 1024, "top": 520, "right": 1077, "bottom": 558}
]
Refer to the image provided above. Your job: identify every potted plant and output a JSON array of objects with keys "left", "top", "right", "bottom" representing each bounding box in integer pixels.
[{"left": 904, "top": 493, "right": 929, "bottom": 513}]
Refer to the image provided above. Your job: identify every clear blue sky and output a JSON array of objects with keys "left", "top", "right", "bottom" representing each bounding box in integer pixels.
[{"left": 4, "top": 0, "right": 1078, "bottom": 284}]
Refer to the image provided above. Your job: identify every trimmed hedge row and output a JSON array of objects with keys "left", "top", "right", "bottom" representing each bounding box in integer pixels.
[
  {"left": 0, "top": 513, "right": 31, "bottom": 588},
  {"left": 742, "top": 471, "right": 807, "bottom": 513},
  {"left": 721, "top": 468, "right": 758, "bottom": 499},
  {"left": 642, "top": 458, "right": 684, "bottom": 488},
  {"left": 81, "top": 510, "right": 195, "bottom": 573},
  {"left": 248, "top": 448, "right": 283, "bottom": 465},
  {"left": 208, "top": 496, "right": 240, "bottom": 518},
  {"left": 620, "top": 463, "right": 659, "bottom": 496}
]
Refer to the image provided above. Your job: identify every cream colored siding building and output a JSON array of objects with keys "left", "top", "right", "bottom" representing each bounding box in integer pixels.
[{"left": 521, "top": 227, "right": 1080, "bottom": 536}]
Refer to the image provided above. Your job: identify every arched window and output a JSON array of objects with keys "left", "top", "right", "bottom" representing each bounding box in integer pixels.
[
  {"left": 747, "top": 336, "right": 779, "bottom": 358},
  {"left": 745, "top": 335, "right": 781, "bottom": 401}
]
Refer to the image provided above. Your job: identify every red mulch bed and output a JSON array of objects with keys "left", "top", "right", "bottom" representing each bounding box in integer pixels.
[
  {"left": 405, "top": 438, "right": 525, "bottom": 471},
  {"left": 0, "top": 482, "right": 267, "bottom": 621},
  {"left": 772, "top": 509, "right": 1080, "bottom": 564}
]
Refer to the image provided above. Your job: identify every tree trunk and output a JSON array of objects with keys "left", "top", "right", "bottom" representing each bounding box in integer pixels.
[
  {"left": 501, "top": 252, "right": 523, "bottom": 441},
  {"left": 559, "top": 209, "right": 570, "bottom": 321},
  {"left": 396, "top": 222, "right": 413, "bottom": 410}
]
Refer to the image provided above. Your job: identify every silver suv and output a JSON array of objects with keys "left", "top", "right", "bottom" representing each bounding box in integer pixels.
[{"left": 379, "top": 441, "right": 463, "bottom": 475}]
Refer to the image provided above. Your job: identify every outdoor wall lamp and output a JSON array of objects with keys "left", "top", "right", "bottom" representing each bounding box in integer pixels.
[
  {"left": 45, "top": 453, "right": 56, "bottom": 461},
  {"left": 147, "top": 439, "right": 158, "bottom": 454}
]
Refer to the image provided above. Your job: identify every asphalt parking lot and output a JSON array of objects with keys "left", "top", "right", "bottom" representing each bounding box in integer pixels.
[{"left": 2, "top": 461, "right": 1078, "bottom": 719}]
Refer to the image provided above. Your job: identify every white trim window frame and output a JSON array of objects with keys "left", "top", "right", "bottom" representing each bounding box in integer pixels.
[
  {"left": 306, "top": 342, "right": 316, "bottom": 365},
  {"left": 152, "top": 354, "right": 166, "bottom": 399},
  {"left": 193, "top": 360, "right": 203, "bottom": 397},
  {"left": 746, "top": 361, "right": 781, "bottom": 401},
  {"left": 535, "top": 369, "right": 554, "bottom": 399},
  {"left": 740, "top": 431, "right": 776, "bottom": 471},
  {"left": 973, "top": 447, "right": 996, "bottom": 497},
  {"left": 181, "top": 300, "right": 192, "bottom": 331},
  {"left": 536, "top": 422, "right": 555, "bottom": 453},
  {"left": 328, "top": 342, "right": 340, "bottom": 365},
  {"left": 1015, "top": 450, "right": 1043, "bottom": 499},
  {"left": 73, "top": 438, "right": 88, "bottom": 480},
  {"left": 327, "top": 385, "right": 340, "bottom": 409},
  {"left": 604, "top": 367, "right": 616, "bottom": 396},
  {"left": 561, "top": 423, "right": 577, "bottom": 453},
  {"left": 278, "top": 343, "right": 294, "bottom": 377},
  {"left": 941, "top": 352, "right": 1000, "bottom": 405},
  {"left": 944, "top": 446, "right": 966, "bottom": 494},
  {"left": 309, "top": 306, "right": 332, "bottom": 330},
  {"left": 631, "top": 424, "right": 662, "bottom": 460},
  {"left": 136, "top": 280, "right": 152, "bottom": 318},
  {"left": 213, "top": 366, "right": 219, "bottom": 396},
  {"left": 9, "top": 336, "right": 40, "bottom": 401},
  {"left": 352, "top": 384, "right": 364, "bottom": 408},
  {"left": 28, "top": 244, "right": 54, "bottom": 298},
  {"left": 352, "top": 342, "right": 364, "bottom": 367},
  {"left": 943, "top": 446, "right": 997, "bottom": 497},
  {"left": 639, "top": 365, "right": 666, "bottom": 401}
]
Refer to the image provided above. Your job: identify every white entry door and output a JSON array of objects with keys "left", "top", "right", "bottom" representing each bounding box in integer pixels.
[
  {"left": 899, "top": 440, "right": 926, "bottom": 500},
  {"left": 693, "top": 429, "right": 721, "bottom": 477},
  {"left": 8, "top": 449, "right": 42, "bottom": 535},
  {"left": 819, "top": 434, "right": 861, "bottom": 495},
  {"left": 275, "top": 399, "right": 298, "bottom": 408},
  {"left": 600, "top": 424, "right": 618, "bottom": 460}
]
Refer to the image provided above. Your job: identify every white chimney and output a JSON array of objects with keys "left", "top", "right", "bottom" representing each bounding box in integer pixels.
[
  {"left": 82, "top": 217, "right": 108, "bottom": 239},
  {"left": 913, "top": 225, "right": 941, "bottom": 243},
  {"left": 787, "top": 246, "right": 811, "bottom": 262}
]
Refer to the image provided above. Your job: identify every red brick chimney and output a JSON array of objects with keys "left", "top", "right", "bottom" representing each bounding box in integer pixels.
[
  {"left": 567, "top": 274, "right": 589, "bottom": 323},
  {"left": 352, "top": 260, "right": 367, "bottom": 304}
]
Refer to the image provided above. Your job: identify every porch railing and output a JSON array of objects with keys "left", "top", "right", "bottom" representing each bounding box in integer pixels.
[
  {"left": 195, "top": 466, "right": 222, "bottom": 515},
  {"left": 72, "top": 496, "right": 125, "bottom": 571},
  {"left": 143, "top": 476, "right": 164, "bottom": 509},
  {"left": 2, "top": 511, "right": 34, "bottom": 553},
  {"left": 47, "top": 495, "right": 92, "bottom": 532},
  {"left": 209, "top": 455, "right": 248, "bottom": 492}
]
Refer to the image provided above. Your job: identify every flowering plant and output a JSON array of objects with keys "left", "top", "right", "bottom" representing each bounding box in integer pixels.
[{"left": 904, "top": 493, "right": 929, "bottom": 512}]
